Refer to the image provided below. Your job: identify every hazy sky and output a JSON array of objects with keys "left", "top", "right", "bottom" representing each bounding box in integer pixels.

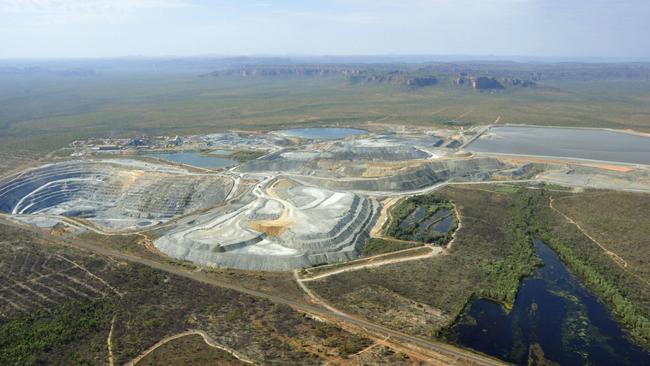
[{"left": 1, "top": 0, "right": 649, "bottom": 59}]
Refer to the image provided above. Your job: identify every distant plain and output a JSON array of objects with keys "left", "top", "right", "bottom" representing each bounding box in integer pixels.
[{"left": 2, "top": 72, "right": 650, "bottom": 161}]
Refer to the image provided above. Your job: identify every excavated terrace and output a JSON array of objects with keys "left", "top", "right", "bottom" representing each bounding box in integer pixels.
[
  {"left": 0, "top": 159, "right": 234, "bottom": 231},
  {"left": 5, "top": 126, "right": 649, "bottom": 271},
  {"left": 154, "top": 178, "right": 380, "bottom": 271}
]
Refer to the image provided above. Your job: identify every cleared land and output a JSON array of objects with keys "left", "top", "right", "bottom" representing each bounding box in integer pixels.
[
  {"left": 362, "top": 237, "right": 423, "bottom": 257},
  {"left": 0, "top": 160, "right": 233, "bottom": 231},
  {"left": 154, "top": 178, "right": 379, "bottom": 271}
]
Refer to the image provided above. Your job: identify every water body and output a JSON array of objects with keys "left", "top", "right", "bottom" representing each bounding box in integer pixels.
[
  {"left": 145, "top": 151, "right": 235, "bottom": 169},
  {"left": 429, "top": 214, "right": 455, "bottom": 233},
  {"left": 466, "top": 126, "right": 650, "bottom": 165},
  {"left": 276, "top": 127, "right": 367, "bottom": 139},
  {"left": 444, "top": 240, "right": 650, "bottom": 365}
]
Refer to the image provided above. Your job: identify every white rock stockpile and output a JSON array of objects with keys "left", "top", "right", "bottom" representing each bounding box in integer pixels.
[{"left": 154, "top": 180, "right": 380, "bottom": 271}]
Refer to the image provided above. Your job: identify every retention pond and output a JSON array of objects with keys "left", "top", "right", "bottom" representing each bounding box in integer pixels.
[
  {"left": 144, "top": 151, "right": 235, "bottom": 169},
  {"left": 443, "top": 240, "right": 650, "bottom": 365},
  {"left": 466, "top": 126, "right": 650, "bottom": 166}
]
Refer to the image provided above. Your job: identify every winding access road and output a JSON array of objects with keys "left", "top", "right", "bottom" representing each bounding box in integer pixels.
[{"left": 0, "top": 217, "right": 505, "bottom": 366}]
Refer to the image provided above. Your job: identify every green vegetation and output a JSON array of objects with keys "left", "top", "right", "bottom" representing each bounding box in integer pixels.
[
  {"left": 0, "top": 223, "right": 374, "bottom": 365},
  {"left": 198, "top": 149, "right": 265, "bottom": 163},
  {"left": 312, "top": 187, "right": 650, "bottom": 349},
  {"left": 305, "top": 247, "right": 432, "bottom": 278},
  {"left": 311, "top": 321, "right": 373, "bottom": 356},
  {"left": 362, "top": 237, "right": 423, "bottom": 256},
  {"left": 386, "top": 195, "right": 457, "bottom": 244},
  {"left": 528, "top": 190, "right": 650, "bottom": 348},
  {"left": 0, "top": 299, "right": 116, "bottom": 365},
  {"left": 228, "top": 150, "right": 266, "bottom": 163},
  {"left": 528, "top": 343, "right": 560, "bottom": 366},
  {"left": 552, "top": 191, "right": 650, "bottom": 279},
  {"left": 490, "top": 184, "right": 522, "bottom": 193},
  {"left": 352, "top": 345, "right": 414, "bottom": 365},
  {"left": 139, "top": 334, "right": 247, "bottom": 366},
  {"left": 310, "top": 187, "right": 540, "bottom": 337},
  {"left": 3, "top": 72, "right": 650, "bottom": 166}
]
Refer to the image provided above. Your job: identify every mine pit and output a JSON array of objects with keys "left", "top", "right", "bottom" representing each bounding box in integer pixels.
[{"left": 0, "top": 159, "right": 234, "bottom": 231}]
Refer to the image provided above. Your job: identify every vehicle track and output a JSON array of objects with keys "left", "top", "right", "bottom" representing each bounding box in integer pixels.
[
  {"left": 298, "top": 246, "right": 441, "bottom": 282},
  {"left": 299, "top": 199, "right": 462, "bottom": 281},
  {"left": 549, "top": 195, "right": 650, "bottom": 288},
  {"left": 127, "top": 329, "right": 254, "bottom": 365},
  {"left": 0, "top": 218, "right": 504, "bottom": 366},
  {"left": 107, "top": 315, "right": 116, "bottom": 366}
]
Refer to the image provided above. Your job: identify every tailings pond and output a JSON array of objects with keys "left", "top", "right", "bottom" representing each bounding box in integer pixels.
[
  {"left": 275, "top": 127, "right": 367, "bottom": 139},
  {"left": 443, "top": 240, "right": 650, "bottom": 365},
  {"left": 466, "top": 126, "right": 650, "bottom": 166},
  {"left": 144, "top": 151, "right": 235, "bottom": 169}
]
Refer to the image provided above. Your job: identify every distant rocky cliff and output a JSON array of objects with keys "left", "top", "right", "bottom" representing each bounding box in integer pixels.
[
  {"left": 203, "top": 66, "right": 442, "bottom": 88},
  {"left": 456, "top": 75, "right": 535, "bottom": 90},
  {"left": 202, "top": 64, "right": 542, "bottom": 91}
]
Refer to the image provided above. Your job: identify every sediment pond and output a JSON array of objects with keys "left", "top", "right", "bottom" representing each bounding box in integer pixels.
[
  {"left": 144, "top": 151, "right": 235, "bottom": 169},
  {"left": 444, "top": 240, "right": 650, "bottom": 365},
  {"left": 276, "top": 127, "right": 367, "bottom": 139},
  {"left": 466, "top": 126, "right": 650, "bottom": 165}
]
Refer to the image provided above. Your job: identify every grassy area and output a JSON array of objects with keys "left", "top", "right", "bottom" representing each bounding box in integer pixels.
[
  {"left": 311, "top": 186, "right": 650, "bottom": 349},
  {"left": 529, "top": 190, "right": 650, "bottom": 348},
  {"left": 309, "top": 186, "right": 539, "bottom": 337},
  {"left": 3, "top": 74, "right": 650, "bottom": 162},
  {"left": 138, "top": 334, "right": 247, "bottom": 366},
  {"left": 350, "top": 345, "right": 417, "bottom": 365},
  {"left": 551, "top": 191, "right": 650, "bottom": 280},
  {"left": 362, "top": 237, "right": 423, "bottom": 256},
  {"left": 0, "top": 223, "right": 374, "bottom": 365},
  {"left": 304, "top": 246, "right": 432, "bottom": 278},
  {"left": 228, "top": 150, "right": 266, "bottom": 163}
]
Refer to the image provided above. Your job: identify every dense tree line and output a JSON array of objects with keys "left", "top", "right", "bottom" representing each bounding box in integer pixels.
[
  {"left": 477, "top": 192, "right": 539, "bottom": 306},
  {"left": 527, "top": 190, "right": 650, "bottom": 348},
  {"left": 535, "top": 229, "right": 650, "bottom": 347}
]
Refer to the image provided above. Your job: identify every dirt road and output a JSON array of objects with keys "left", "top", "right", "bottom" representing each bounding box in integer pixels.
[
  {"left": 0, "top": 217, "right": 504, "bottom": 366},
  {"left": 299, "top": 246, "right": 441, "bottom": 282},
  {"left": 127, "top": 329, "right": 254, "bottom": 365},
  {"left": 300, "top": 199, "right": 462, "bottom": 281},
  {"left": 549, "top": 196, "right": 650, "bottom": 288}
]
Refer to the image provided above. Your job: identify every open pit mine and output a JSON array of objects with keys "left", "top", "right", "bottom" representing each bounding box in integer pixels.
[
  {"left": 0, "top": 159, "right": 234, "bottom": 231},
  {"left": 3, "top": 126, "right": 650, "bottom": 271}
]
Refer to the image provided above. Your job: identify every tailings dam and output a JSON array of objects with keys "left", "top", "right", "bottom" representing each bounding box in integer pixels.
[{"left": 465, "top": 126, "right": 650, "bottom": 166}]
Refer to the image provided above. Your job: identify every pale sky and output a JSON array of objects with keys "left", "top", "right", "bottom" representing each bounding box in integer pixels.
[{"left": 1, "top": 0, "right": 649, "bottom": 59}]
